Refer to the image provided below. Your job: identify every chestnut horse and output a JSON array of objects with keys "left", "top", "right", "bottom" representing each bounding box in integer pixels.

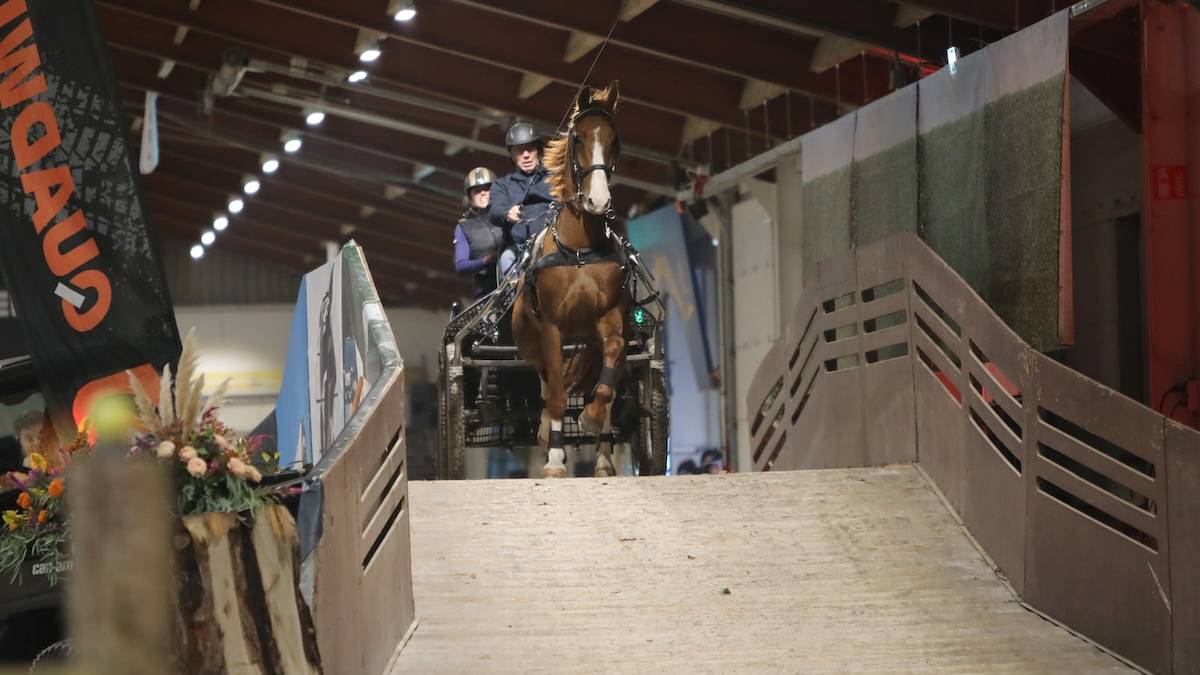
[{"left": 513, "top": 82, "right": 627, "bottom": 478}]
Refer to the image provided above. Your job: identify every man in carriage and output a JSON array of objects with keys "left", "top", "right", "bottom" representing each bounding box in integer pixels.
[{"left": 489, "top": 122, "right": 557, "bottom": 276}]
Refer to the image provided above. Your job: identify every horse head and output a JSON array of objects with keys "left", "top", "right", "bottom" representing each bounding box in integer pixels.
[{"left": 547, "top": 81, "right": 621, "bottom": 216}]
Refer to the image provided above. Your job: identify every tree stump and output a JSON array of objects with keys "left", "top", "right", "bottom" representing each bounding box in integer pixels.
[{"left": 174, "top": 505, "right": 322, "bottom": 674}]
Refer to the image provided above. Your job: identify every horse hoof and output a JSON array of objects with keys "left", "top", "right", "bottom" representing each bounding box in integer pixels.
[
  {"left": 542, "top": 465, "right": 568, "bottom": 479},
  {"left": 594, "top": 467, "right": 615, "bottom": 478}
]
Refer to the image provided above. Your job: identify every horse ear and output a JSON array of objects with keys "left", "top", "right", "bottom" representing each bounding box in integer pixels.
[
  {"left": 575, "top": 86, "right": 592, "bottom": 113},
  {"left": 607, "top": 80, "right": 620, "bottom": 110}
]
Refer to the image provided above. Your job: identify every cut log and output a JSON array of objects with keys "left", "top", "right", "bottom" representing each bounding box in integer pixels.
[{"left": 174, "top": 505, "right": 322, "bottom": 674}]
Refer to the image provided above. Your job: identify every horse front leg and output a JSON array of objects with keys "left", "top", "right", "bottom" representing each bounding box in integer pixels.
[
  {"left": 539, "top": 323, "right": 569, "bottom": 478},
  {"left": 593, "top": 406, "right": 616, "bottom": 477},
  {"left": 581, "top": 308, "right": 625, "bottom": 476}
]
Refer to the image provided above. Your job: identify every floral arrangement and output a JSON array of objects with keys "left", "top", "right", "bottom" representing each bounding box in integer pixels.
[
  {"left": 0, "top": 432, "right": 90, "bottom": 585},
  {"left": 128, "top": 330, "right": 273, "bottom": 521},
  {"left": 0, "top": 330, "right": 277, "bottom": 587}
]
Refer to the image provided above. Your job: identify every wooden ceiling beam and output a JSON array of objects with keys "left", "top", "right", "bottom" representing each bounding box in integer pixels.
[{"left": 96, "top": 0, "right": 688, "bottom": 155}]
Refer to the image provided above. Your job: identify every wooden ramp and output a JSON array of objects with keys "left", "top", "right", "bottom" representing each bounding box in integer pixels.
[{"left": 391, "top": 466, "right": 1132, "bottom": 674}]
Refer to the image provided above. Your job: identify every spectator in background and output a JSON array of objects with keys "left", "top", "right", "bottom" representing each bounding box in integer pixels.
[
  {"left": 675, "top": 459, "right": 700, "bottom": 475},
  {"left": 700, "top": 449, "right": 725, "bottom": 474},
  {"left": 14, "top": 410, "right": 55, "bottom": 468},
  {"left": 2, "top": 411, "right": 58, "bottom": 490}
]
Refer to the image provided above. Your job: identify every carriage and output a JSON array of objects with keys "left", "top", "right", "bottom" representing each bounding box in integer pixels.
[{"left": 436, "top": 259, "right": 668, "bottom": 480}]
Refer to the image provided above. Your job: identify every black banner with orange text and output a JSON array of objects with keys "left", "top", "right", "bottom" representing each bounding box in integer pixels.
[{"left": 0, "top": 0, "right": 178, "bottom": 434}]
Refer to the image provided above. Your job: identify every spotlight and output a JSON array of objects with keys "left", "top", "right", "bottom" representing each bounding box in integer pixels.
[
  {"left": 228, "top": 197, "right": 244, "bottom": 213},
  {"left": 260, "top": 154, "right": 279, "bottom": 174},
  {"left": 243, "top": 175, "right": 261, "bottom": 195},
  {"left": 201, "top": 230, "right": 216, "bottom": 246},
  {"left": 347, "top": 70, "right": 368, "bottom": 84},
  {"left": 281, "top": 129, "right": 303, "bottom": 153},
  {"left": 390, "top": 0, "right": 416, "bottom": 21},
  {"left": 213, "top": 215, "right": 229, "bottom": 231},
  {"left": 355, "top": 29, "right": 382, "bottom": 63},
  {"left": 305, "top": 109, "right": 325, "bottom": 126},
  {"left": 190, "top": 244, "right": 205, "bottom": 260}
]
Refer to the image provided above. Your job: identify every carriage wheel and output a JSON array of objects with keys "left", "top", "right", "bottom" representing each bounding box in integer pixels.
[
  {"left": 439, "top": 347, "right": 467, "bottom": 480},
  {"left": 634, "top": 364, "right": 668, "bottom": 475}
]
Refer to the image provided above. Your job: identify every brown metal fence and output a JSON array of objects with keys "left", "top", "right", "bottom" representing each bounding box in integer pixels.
[
  {"left": 747, "top": 233, "right": 1200, "bottom": 674},
  {"left": 307, "top": 247, "right": 416, "bottom": 675}
]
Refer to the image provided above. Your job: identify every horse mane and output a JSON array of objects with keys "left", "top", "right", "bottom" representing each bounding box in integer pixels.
[{"left": 544, "top": 83, "right": 618, "bottom": 202}]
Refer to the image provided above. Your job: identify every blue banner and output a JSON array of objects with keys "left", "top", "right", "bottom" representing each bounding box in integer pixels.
[{"left": 627, "top": 205, "right": 715, "bottom": 389}]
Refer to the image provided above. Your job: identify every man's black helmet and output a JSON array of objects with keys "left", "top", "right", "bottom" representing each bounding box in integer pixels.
[
  {"left": 505, "top": 122, "right": 540, "bottom": 148},
  {"left": 463, "top": 167, "right": 496, "bottom": 194}
]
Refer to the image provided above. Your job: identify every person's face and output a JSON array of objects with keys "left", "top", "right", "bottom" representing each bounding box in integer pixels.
[
  {"left": 510, "top": 143, "right": 539, "bottom": 173},
  {"left": 18, "top": 427, "right": 37, "bottom": 459},
  {"left": 470, "top": 185, "right": 490, "bottom": 209}
]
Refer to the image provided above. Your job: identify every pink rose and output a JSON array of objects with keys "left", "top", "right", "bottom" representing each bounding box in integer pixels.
[
  {"left": 155, "top": 441, "right": 175, "bottom": 458},
  {"left": 186, "top": 457, "right": 207, "bottom": 478},
  {"left": 179, "top": 446, "right": 198, "bottom": 461}
]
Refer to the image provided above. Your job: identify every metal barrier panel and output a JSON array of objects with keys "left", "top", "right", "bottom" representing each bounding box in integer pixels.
[
  {"left": 855, "top": 238, "right": 916, "bottom": 466},
  {"left": 805, "top": 253, "right": 868, "bottom": 468},
  {"left": 907, "top": 237, "right": 970, "bottom": 515},
  {"left": 308, "top": 247, "right": 416, "bottom": 675},
  {"left": 958, "top": 287, "right": 1031, "bottom": 593},
  {"left": 1026, "top": 356, "right": 1170, "bottom": 674},
  {"left": 744, "top": 232, "right": 1200, "bottom": 672},
  {"left": 748, "top": 339, "right": 786, "bottom": 471},
  {"left": 778, "top": 286, "right": 820, "bottom": 471},
  {"left": 1166, "top": 419, "right": 1200, "bottom": 673}
]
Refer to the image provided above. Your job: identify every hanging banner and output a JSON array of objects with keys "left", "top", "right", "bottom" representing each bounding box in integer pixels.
[
  {"left": 851, "top": 84, "right": 917, "bottom": 246},
  {"left": 917, "top": 9, "right": 1071, "bottom": 351},
  {"left": 800, "top": 112, "right": 856, "bottom": 282},
  {"left": 627, "top": 205, "right": 715, "bottom": 389},
  {"left": 0, "top": 0, "right": 179, "bottom": 434}
]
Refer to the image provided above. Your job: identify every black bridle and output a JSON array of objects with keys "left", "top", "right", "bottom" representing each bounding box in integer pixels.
[{"left": 568, "top": 106, "right": 621, "bottom": 196}]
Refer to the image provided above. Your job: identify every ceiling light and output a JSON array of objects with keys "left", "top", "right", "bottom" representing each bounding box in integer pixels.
[
  {"left": 213, "top": 215, "right": 229, "bottom": 231},
  {"left": 228, "top": 197, "right": 244, "bottom": 213},
  {"left": 390, "top": 0, "right": 416, "bottom": 21},
  {"left": 261, "top": 154, "right": 279, "bottom": 174},
  {"left": 347, "top": 70, "right": 368, "bottom": 84},
  {"left": 354, "top": 29, "right": 383, "bottom": 63},
  {"left": 281, "top": 129, "right": 303, "bottom": 153},
  {"left": 190, "top": 244, "right": 205, "bottom": 260},
  {"left": 305, "top": 109, "right": 325, "bottom": 126},
  {"left": 200, "top": 230, "right": 216, "bottom": 246},
  {"left": 243, "top": 175, "right": 261, "bottom": 195}
]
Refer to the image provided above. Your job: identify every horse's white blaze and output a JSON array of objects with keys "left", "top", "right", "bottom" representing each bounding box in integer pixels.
[{"left": 584, "top": 127, "right": 611, "bottom": 214}]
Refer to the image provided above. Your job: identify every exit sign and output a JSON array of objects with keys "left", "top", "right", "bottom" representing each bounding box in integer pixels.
[{"left": 1152, "top": 165, "right": 1187, "bottom": 200}]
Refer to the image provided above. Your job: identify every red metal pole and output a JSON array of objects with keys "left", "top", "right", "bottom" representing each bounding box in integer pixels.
[
  {"left": 1141, "top": 0, "right": 1196, "bottom": 426},
  {"left": 1189, "top": 8, "right": 1200, "bottom": 420}
]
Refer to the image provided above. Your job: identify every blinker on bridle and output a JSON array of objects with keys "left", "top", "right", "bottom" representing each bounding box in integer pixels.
[{"left": 568, "top": 106, "right": 620, "bottom": 196}]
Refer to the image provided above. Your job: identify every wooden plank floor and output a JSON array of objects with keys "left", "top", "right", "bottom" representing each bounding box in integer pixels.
[{"left": 392, "top": 466, "right": 1132, "bottom": 674}]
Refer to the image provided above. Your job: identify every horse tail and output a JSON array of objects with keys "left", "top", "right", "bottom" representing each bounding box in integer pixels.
[{"left": 563, "top": 342, "right": 603, "bottom": 397}]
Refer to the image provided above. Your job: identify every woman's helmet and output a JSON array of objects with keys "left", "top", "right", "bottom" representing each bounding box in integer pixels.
[{"left": 463, "top": 167, "right": 496, "bottom": 194}]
